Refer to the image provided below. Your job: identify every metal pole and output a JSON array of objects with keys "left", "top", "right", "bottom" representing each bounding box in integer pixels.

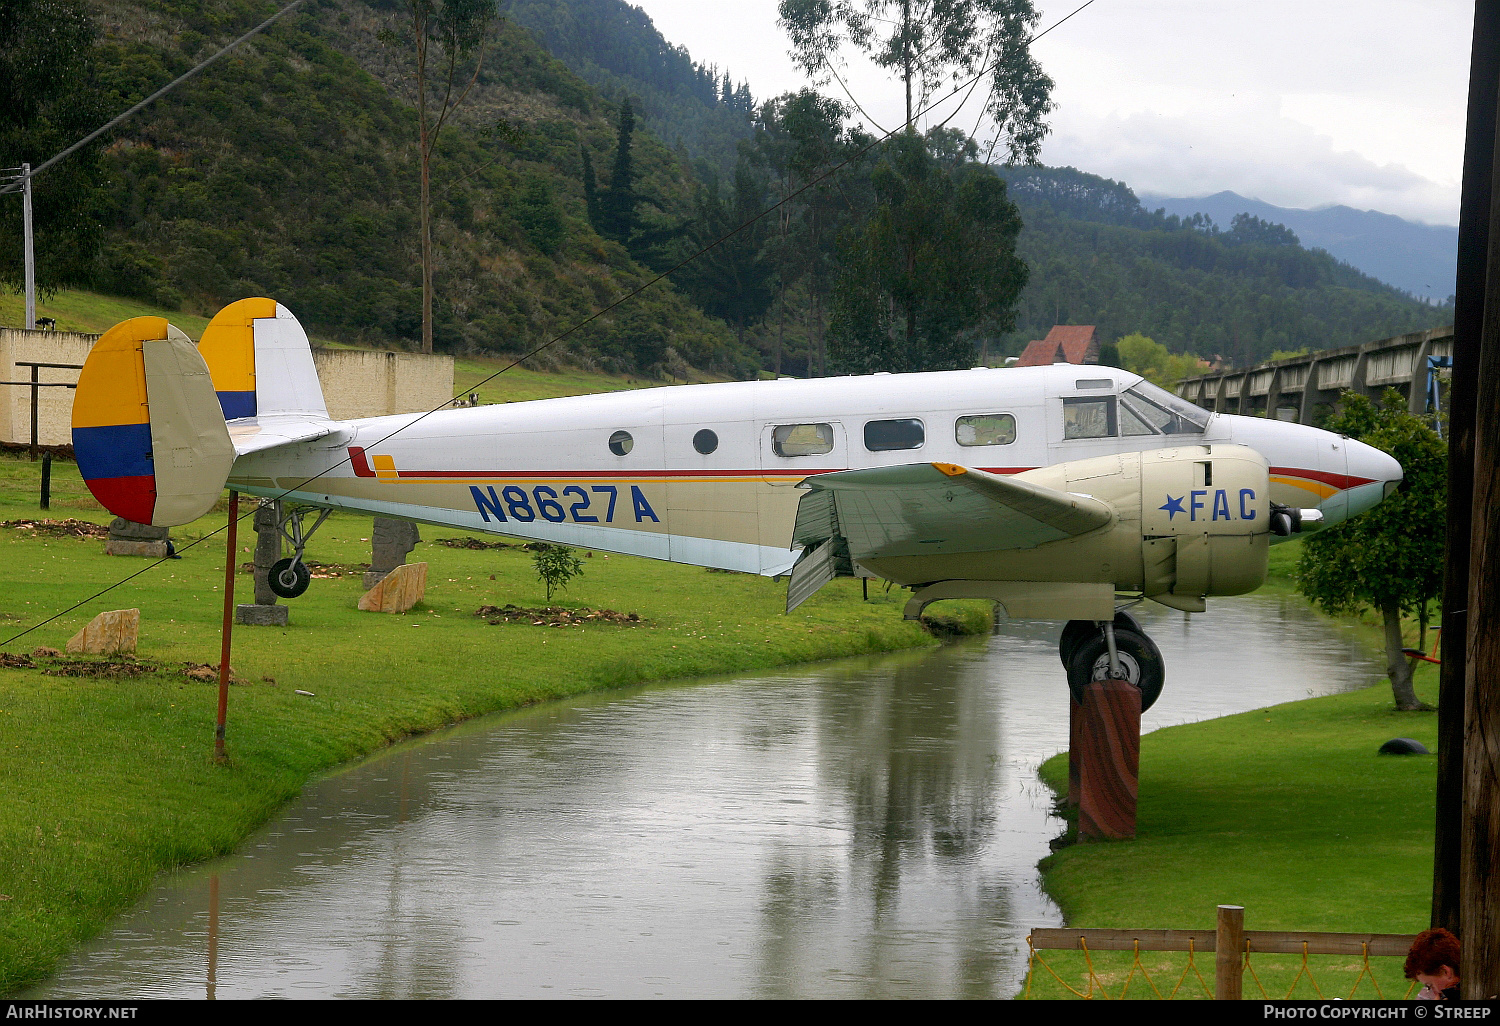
[
  {"left": 215, "top": 492, "right": 238, "bottom": 763},
  {"left": 21, "top": 163, "right": 34, "bottom": 330}
]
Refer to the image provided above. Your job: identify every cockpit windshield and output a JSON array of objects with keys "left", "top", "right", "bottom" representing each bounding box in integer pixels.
[{"left": 1120, "top": 380, "right": 1211, "bottom": 435}]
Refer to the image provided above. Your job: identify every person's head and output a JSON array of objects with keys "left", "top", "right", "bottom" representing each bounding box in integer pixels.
[{"left": 1405, "top": 928, "right": 1461, "bottom": 990}]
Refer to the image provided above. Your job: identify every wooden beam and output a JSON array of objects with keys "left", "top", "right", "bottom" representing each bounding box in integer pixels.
[
  {"left": 1435, "top": 0, "right": 1500, "bottom": 943},
  {"left": 1462, "top": 0, "right": 1500, "bottom": 992},
  {"left": 1028, "top": 928, "right": 1417, "bottom": 959}
]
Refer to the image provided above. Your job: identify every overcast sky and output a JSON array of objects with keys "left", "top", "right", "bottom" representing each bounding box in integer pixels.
[{"left": 629, "top": 1, "right": 1471, "bottom": 226}]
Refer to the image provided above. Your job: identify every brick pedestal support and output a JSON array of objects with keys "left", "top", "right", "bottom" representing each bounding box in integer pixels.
[{"left": 1075, "top": 678, "right": 1141, "bottom": 841}]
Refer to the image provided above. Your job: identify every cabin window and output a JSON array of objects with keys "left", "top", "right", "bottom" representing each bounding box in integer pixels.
[
  {"left": 1123, "top": 382, "right": 1211, "bottom": 433},
  {"left": 772, "top": 423, "right": 834, "bottom": 457},
  {"left": 864, "top": 418, "right": 924, "bottom": 452},
  {"left": 608, "top": 430, "right": 634, "bottom": 456},
  {"left": 1075, "top": 378, "right": 1113, "bottom": 390},
  {"left": 956, "top": 414, "right": 1016, "bottom": 446},
  {"left": 1062, "top": 396, "right": 1117, "bottom": 439},
  {"left": 693, "top": 429, "right": 719, "bottom": 455}
]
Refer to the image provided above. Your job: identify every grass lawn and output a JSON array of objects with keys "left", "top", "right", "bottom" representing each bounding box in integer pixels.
[
  {"left": 0, "top": 452, "right": 980, "bottom": 994},
  {"left": 1025, "top": 536, "right": 1440, "bottom": 1000}
]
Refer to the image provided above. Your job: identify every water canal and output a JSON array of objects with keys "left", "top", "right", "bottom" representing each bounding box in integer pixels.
[{"left": 33, "top": 594, "right": 1382, "bottom": 999}]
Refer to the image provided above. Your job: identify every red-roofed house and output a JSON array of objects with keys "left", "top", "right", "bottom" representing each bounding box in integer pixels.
[{"left": 1014, "top": 325, "right": 1100, "bottom": 367}]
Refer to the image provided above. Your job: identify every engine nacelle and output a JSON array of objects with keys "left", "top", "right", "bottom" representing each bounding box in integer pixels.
[{"left": 1014, "top": 444, "right": 1274, "bottom": 612}]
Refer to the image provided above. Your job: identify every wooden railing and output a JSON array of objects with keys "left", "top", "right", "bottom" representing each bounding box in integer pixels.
[{"left": 1026, "top": 905, "right": 1418, "bottom": 1000}]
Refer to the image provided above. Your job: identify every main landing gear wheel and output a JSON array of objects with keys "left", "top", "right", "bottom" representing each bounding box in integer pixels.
[
  {"left": 268, "top": 557, "right": 311, "bottom": 599},
  {"left": 1065, "top": 627, "right": 1165, "bottom": 712},
  {"left": 1058, "top": 611, "right": 1143, "bottom": 669}
]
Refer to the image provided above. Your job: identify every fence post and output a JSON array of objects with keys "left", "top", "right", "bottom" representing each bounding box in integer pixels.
[{"left": 1215, "top": 904, "right": 1245, "bottom": 1000}]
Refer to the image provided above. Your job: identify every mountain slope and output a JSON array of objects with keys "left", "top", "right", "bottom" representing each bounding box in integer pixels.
[
  {"left": 1140, "top": 190, "right": 1458, "bottom": 302},
  {"left": 503, "top": 0, "right": 755, "bottom": 172},
  {"left": 71, "top": 0, "right": 753, "bottom": 376},
  {"left": 992, "top": 166, "right": 1451, "bottom": 364}
]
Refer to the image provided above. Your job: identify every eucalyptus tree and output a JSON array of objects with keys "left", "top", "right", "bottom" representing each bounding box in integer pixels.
[
  {"left": 828, "top": 131, "right": 1026, "bottom": 373},
  {"left": 379, "top": 0, "right": 497, "bottom": 353},
  {"left": 777, "top": 0, "right": 1053, "bottom": 161}
]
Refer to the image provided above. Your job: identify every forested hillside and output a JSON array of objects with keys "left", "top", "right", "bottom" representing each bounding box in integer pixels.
[
  {"left": 503, "top": 0, "right": 756, "bottom": 172},
  {"left": 14, "top": 0, "right": 755, "bottom": 376},
  {"left": 992, "top": 166, "right": 1451, "bottom": 365}
]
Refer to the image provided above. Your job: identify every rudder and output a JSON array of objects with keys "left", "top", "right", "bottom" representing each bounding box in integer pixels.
[
  {"left": 72, "top": 317, "right": 236, "bottom": 527},
  {"left": 198, "top": 298, "right": 329, "bottom": 421}
]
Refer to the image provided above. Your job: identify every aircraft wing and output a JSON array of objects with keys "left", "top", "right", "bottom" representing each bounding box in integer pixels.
[
  {"left": 227, "top": 415, "right": 349, "bottom": 457},
  {"left": 786, "top": 462, "right": 1115, "bottom": 611}
]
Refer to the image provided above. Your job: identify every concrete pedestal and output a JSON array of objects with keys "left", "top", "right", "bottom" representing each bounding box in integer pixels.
[{"left": 235, "top": 604, "right": 289, "bottom": 626}]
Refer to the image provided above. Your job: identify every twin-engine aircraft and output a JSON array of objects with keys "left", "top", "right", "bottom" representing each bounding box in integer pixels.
[{"left": 71, "top": 299, "right": 1402, "bottom": 710}]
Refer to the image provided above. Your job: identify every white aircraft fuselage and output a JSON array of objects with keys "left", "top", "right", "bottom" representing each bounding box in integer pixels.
[{"left": 228, "top": 363, "right": 1402, "bottom": 577}]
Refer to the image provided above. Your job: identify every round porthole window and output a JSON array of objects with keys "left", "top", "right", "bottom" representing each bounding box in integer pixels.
[
  {"left": 693, "top": 429, "right": 718, "bottom": 455},
  {"left": 609, "top": 430, "right": 634, "bottom": 456}
]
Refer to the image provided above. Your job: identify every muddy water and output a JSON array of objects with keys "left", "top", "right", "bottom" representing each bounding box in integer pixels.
[{"left": 32, "top": 593, "right": 1380, "bottom": 999}]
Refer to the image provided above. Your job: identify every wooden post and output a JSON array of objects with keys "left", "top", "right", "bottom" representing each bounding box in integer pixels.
[
  {"left": 1067, "top": 693, "right": 1082, "bottom": 807},
  {"left": 39, "top": 453, "right": 50, "bottom": 510},
  {"left": 1462, "top": 23, "right": 1500, "bottom": 991},
  {"left": 214, "top": 492, "right": 238, "bottom": 764},
  {"left": 1076, "top": 679, "right": 1140, "bottom": 840},
  {"left": 1436, "top": 0, "right": 1500, "bottom": 940},
  {"left": 1215, "top": 904, "right": 1245, "bottom": 1000}
]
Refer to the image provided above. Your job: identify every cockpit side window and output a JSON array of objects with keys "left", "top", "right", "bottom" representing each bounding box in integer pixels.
[
  {"left": 1063, "top": 395, "right": 1117, "bottom": 439},
  {"left": 1123, "top": 381, "right": 1211, "bottom": 434}
]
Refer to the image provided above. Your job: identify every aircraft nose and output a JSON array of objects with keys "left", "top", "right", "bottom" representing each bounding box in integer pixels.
[{"left": 1345, "top": 437, "right": 1403, "bottom": 516}]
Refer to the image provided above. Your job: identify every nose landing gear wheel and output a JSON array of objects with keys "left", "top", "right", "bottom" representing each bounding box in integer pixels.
[
  {"left": 1065, "top": 627, "right": 1164, "bottom": 712},
  {"left": 1058, "top": 611, "right": 1144, "bottom": 669},
  {"left": 268, "top": 557, "right": 311, "bottom": 599}
]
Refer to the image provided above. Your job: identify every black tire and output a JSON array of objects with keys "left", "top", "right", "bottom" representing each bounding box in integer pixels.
[
  {"left": 268, "top": 557, "right": 311, "bottom": 599},
  {"left": 1065, "top": 627, "right": 1164, "bottom": 712},
  {"left": 1058, "top": 610, "right": 1143, "bottom": 669}
]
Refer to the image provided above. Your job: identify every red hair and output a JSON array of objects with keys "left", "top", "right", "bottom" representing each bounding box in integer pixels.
[{"left": 1405, "top": 928, "right": 1461, "bottom": 979}]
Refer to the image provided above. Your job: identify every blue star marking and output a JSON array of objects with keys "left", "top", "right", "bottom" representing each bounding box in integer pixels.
[{"left": 1160, "top": 495, "right": 1186, "bottom": 520}]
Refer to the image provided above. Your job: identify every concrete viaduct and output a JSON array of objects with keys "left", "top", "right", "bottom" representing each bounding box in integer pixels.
[{"left": 1174, "top": 325, "right": 1453, "bottom": 424}]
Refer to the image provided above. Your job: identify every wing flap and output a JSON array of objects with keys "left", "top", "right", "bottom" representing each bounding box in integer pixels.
[{"left": 798, "top": 462, "right": 1114, "bottom": 561}]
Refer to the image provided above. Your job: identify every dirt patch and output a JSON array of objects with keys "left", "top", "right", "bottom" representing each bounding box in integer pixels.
[
  {"left": 42, "top": 658, "right": 158, "bottom": 678},
  {"left": 1, "top": 518, "right": 109, "bottom": 539},
  {"left": 0, "top": 652, "right": 35, "bottom": 668},
  {"left": 475, "top": 604, "right": 642, "bottom": 627},
  {"left": 181, "top": 662, "right": 251, "bottom": 685},
  {"left": 435, "top": 537, "right": 512, "bottom": 550}
]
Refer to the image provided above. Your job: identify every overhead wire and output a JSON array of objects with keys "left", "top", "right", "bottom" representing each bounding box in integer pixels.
[{"left": 0, "top": 0, "right": 1098, "bottom": 648}]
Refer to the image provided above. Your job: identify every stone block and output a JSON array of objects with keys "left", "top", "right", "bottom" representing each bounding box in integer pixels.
[
  {"left": 358, "top": 561, "right": 427, "bottom": 613},
  {"left": 105, "top": 540, "right": 169, "bottom": 558},
  {"left": 252, "top": 502, "right": 282, "bottom": 607},
  {"left": 361, "top": 571, "right": 388, "bottom": 589},
  {"left": 236, "top": 604, "right": 289, "bottom": 626},
  {"left": 109, "top": 518, "right": 169, "bottom": 542},
  {"left": 66, "top": 608, "right": 140, "bottom": 655},
  {"left": 370, "top": 518, "right": 420, "bottom": 573}
]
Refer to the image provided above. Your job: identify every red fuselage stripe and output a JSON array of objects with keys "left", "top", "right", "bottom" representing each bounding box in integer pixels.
[{"left": 1269, "top": 467, "right": 1375, "bottom": 490}]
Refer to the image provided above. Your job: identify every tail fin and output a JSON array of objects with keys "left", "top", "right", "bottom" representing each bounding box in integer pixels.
[
  {"left": 198, "top": 298, "right": 328, "bottom": 420},
  {"left": 71, "top": 317, "right": 236, "bottom": 527}
]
